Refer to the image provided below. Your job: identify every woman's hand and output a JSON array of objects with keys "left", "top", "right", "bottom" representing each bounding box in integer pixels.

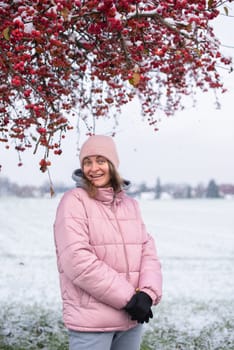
[{"left": 124, "top": 291, "right": 153, "bottom": 324}]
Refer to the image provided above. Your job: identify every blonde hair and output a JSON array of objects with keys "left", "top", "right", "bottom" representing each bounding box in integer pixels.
[{"left": 82, "top": 160, "right": 124, "bottom": 198}]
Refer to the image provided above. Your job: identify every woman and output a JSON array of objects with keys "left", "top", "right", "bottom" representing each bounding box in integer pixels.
[{"left": 54, "top": 135, "right": 162, "bottom": 350}]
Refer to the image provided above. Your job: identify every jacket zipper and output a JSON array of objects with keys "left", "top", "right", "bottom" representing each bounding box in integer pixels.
[{"left": 111, "top": 200, "right": 130, "bottom": 282}]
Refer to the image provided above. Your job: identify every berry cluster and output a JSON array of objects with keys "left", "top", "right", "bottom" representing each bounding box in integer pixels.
[{"left": 0, "top": 0, "right": 232, "bottom": 171}]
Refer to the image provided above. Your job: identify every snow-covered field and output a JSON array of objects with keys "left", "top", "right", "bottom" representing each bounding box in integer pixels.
[{"left": 0, "top": 196, "right": 234, "bottom": 349}]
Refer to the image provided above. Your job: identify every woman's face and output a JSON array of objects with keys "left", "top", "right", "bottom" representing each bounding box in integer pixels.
[{"left": 82, "top": 155, "right": 111, "bottom": 188}]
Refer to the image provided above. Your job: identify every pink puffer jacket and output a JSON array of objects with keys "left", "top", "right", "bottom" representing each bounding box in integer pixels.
[{"left": 54, "top": 185, "right": 162, "bottom": 332}]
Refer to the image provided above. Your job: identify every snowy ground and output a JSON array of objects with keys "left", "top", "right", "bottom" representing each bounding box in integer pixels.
[{"left": 0, "top": 196, "right": 234, "bottom": 349}]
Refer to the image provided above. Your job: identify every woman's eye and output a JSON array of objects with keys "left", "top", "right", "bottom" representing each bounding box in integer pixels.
[
  {"left": 83, "top": 161, "right": 91, "bottom": 167},
  {"left": 97, "top": 159, "right": 105, "bottom": 164}
]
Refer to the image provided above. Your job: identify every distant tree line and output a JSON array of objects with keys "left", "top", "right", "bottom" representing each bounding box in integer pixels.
[
  {"left": 0, "top": 177, "right": 70, "bottom": 198},
  {"left": 128, "top": 178, "right": 234, "bottom": 200},
  {"left": 0, "top": 176, "right": 234, "bottom": 199}
]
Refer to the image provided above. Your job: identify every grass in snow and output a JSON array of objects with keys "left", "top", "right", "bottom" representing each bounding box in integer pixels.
[{"left": 0, "top": 299, "right": 234, "bottom": 350}]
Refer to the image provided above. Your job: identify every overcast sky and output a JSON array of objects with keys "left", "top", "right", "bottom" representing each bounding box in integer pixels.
[{"left": 1, "top": 6, "right": 234, "bottom": 187}]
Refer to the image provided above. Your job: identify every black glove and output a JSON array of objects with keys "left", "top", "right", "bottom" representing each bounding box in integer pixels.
[
  {"left": 124, "top": 291, "right": 153, "bottom": 323},
  {"left": 143, "top": 308, "right": 153, "bottom": 323}
]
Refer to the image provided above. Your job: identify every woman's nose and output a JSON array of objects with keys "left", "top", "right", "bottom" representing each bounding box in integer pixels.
[{"left": 90, "top": 162, "right": 98, "bottom": 171}]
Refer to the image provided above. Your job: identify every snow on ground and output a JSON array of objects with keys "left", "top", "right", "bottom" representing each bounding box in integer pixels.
[
  {"left": 139, "top": 199, "right": 234, "bottom": 301},
  {"left": 0, "top": 196, "right": 62, "bottom": 308},
  {"left": 0, "top": 196, "right": 234, "bottom": 338}
]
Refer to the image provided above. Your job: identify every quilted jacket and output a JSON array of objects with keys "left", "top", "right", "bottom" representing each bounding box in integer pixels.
[{"left": 54, "top": 172, "right": 162, "bottom": 332}]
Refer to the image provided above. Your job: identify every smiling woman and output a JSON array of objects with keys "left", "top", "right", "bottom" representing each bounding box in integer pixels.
[
  {"left": 82, "top": 155, "right": 124, "bottom": 198},
  {"left": 83, "top": 156, "right": 112, "bottom": 188},
  {"left": 79, "top": 135, "right": 124, "bottom": 196},
  {"left": 53, "top": 134, "right": 162, "bottom": 350}
]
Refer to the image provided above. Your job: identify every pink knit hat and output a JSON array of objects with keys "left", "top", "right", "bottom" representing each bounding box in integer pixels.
[{"left": 79, "top": 135, "right": 120, "bottom": 169}]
